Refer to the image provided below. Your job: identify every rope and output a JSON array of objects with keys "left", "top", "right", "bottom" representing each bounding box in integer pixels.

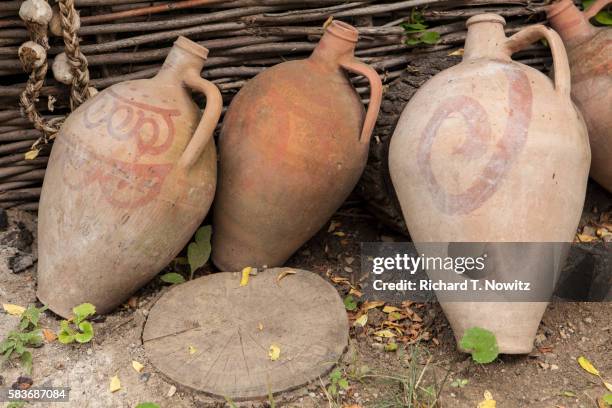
[
  {"left": 18, "top": 0, "right": 92, "bottom": 153},
  {"left": 58, "top": 0, "right": 91, "bottom": 111}
]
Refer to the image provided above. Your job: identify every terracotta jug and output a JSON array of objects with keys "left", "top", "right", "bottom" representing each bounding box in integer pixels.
[
  {"left": 388, "top": 15, "right": 590, "bottom": 353},
  {"left": 547, "top": 0, "right": 612, "bottom": 192},
  {"left": 37, "top": 37, "right": 222, "bottom": 318},
  {"left": 211, "top": 21, "right": 383, "bottom": 271}
]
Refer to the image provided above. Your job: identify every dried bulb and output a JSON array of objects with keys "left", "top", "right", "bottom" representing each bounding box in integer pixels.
[
  {"left": 52, "top": 52, "right": 73, "bottom": 84},
  {"left": 18, "top": 41, "right": 47, "bottom": 72}
]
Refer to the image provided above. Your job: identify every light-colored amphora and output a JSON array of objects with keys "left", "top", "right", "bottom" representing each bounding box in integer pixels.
[
  {"left": 37, "top": 36, "right": 222, "bottom": 318},
  {"left": 389, "top": 15, "right": 591, "bottom": 353},
  {"left": 212, "top": 21, "right": 382, "bottom": 271},
  {"left": 548, "top": 0, "right": 612, "bottom": 192}
]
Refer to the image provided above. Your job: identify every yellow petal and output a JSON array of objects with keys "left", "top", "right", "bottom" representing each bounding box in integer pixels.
[
  {"left": 354, "top": 314, "right": 368, "bottom": 327},
  {"left": 188, "top": 345, "right": 197, "bottom": 355},
  {"left": 268, "top": 344, "right": 280, "bottom": 361},
  {"left": 2, "top": 303, "right": 26, "bottom": 316},
  {"left": 24, "top": 149, "right": 39, "bottom": 160},
  {"left": 240, "top": 267, "right": 251, "bottom": 287},
  {"left": 578, "top": 356, "right": 600, "bottom": 376},
  {"left": 109, "top": 375, "right": 121, "bottom": 393},
  {"left": 276, "top": 269, "right": 296, "bottom": 283},
  {"left": 132, "top": 361, "right": 144, "bottom": 373},
  {"left": 477, "top": 390, "right": 496, "bottom": 408},
  {"left": 448, "top": 48, "right": 464, "bottom": 56},
  {"left": 373, "top": 329, "right": 396, "bottom": 338}
]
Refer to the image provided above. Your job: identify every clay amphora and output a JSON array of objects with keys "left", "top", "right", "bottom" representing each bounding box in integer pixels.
[
  {"left": 388, "top": 15, "right": 590, "bottom": 353},
  {"left": 37, "top": 37, "right": 222, "bottom": 318},
  {"left": 212, "top": 21, "right": 382, "bottom": 271},
  {"left": 547, "top": 0, "right": 612, "bottom": 192}
]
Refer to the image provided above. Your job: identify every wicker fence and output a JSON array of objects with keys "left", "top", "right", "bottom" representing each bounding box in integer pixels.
[{"left": 0, "top": 0, "right": 550, "bottom": 210}]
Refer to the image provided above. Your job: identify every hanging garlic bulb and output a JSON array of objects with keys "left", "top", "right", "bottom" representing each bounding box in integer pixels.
[
  {"left": 19, "top": 0, "right": 53, "bottom": 48},
  {"left": 18, "top": 41, "right": 47, "bottom": 72}
]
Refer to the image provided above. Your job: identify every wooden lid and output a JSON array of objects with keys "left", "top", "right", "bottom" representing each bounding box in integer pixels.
[{"left": 143, "top": 268, "right": 348, "bottom": 400}]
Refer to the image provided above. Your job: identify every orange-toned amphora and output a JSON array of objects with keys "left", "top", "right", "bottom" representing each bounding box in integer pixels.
[
  {"left": 389, "top": 15, "right": 590, "bottom": 353},
  {"left": 37, "top": 37, "right": 222, "bottom": 318},
  {"left": 547, "top": 0, "right": 612, "bottom": 191},
  {"left": 212, "top": 21, "right": 382, "bottom": 271}
]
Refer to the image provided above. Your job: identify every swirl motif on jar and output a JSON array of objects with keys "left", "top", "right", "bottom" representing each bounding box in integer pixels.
[{"left": 417, "top": 65, "right": 533, "bottom": 215}]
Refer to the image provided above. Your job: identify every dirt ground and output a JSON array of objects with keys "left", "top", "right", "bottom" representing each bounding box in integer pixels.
[{"left": 0, "top": 185, "right": 611, "bottom": 408}]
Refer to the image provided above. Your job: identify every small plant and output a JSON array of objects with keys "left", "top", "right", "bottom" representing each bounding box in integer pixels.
[
  {"left": 19, "top": 305, "right": 47, "bottom": 331},
  {"left": 135, "top": 404, "right": 160, "bottom": 408},
  {"left": 401, "top": 9, "right": 440, "bottom": 46},
  {"left": 343, "top": 294, "right": 357, "bottom": 311},
  {"left": 459, "top": 327, "right": 499, "bottom": 364},
  {"left": 0, "top": 304, "right": 47, "bottom": 374},
  {"left": 0, "top": 329, "right": 43, "bottom": 374},
  {"left": 327, "top": 368, "right": 349, "bottom": 396},
  {"left": 450, "top": 378, "right": 469, "bottom": 388},
  {"left": 187, "top": 225, "right": 212, "bottom": 280},
  {"left": 57, "top": 303, "right": 96, "bottom": 344},
  {"left": 7, "top": 402, "right": 27, "bottom": 408},
  {"left": 159, "top": 272, "right": 185, "bottom": 284}
]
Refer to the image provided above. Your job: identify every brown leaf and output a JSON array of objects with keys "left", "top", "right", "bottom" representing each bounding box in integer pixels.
[{"left": 42, "top": 328, "right": 56, "bottom": 343}]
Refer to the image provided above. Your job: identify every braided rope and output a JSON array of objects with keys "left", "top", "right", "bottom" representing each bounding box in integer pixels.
[
  {"left": 19, "top": 54, "right": 63, "bottom": 144},
  {"left": 58, "top": 0, "right": 91, "bottom": 111},
  {"left": 18, "top": 0, "right": 91, "bottom": 153},
  {"left": 19, "top": 1, "right": 61, "bottom": 144}
]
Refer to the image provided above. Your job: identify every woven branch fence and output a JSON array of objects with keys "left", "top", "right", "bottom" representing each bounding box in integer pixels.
[{"left": 0, "top": 0, "right": 551, "bottom": 210}]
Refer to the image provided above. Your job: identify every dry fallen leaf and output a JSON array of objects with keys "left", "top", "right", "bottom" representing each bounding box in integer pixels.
[
  {"left": 132, "top": 360, "right": 144, "bottom": 373},
  {"left": 331, "top": 276, "right": 350, "bottom": 285},
  {"left": 327, "top": 220, "right": 341, "bottom": 233},
  {"left": 576, "top": 233, "right": 597, "bottom": 243},
  {"left": 42, "top": 328, "right": 57, "bottom": 343},
  {"left": 382, "top": 305, "right": 401, "bottom": 313},
  {"left": 477, "top": 390, "right": 496, "bottom": 408},
  {"left": 349, "top": 288, "right": 363, "bottom": 298},
  {"left": 448, "top": 48, "right": 464, "bottom": 56},
  {"left": 2, "top": 303, "right": 25, "bottom": 316},
  {"left": 277, "top": 269, "right": 296, "bottom": 283},
  {"left": 361, "top": 301, "right": 385, "bottom": 312},
  {"left": 354, "top": 314, "right": 368, "bottom": 327},
  {"left": 604, "top": 381, "right": 612, "bottom": 392},
  {"left": 167, "top": 385, "right": 176, "bottom": 397},
  {"left": 578, "top": 356, "right": 600, "bottom": 376},
  {"left": 240, "top": 266, "right": 251, "bottom": 287},
  {"left": 109, "top": 375, "right": 121, "bottom": 393},
  {"left": 188, "top": 345, "right": 197, "bottom": 355},
  {"left": 269, "top": 344, "right": 281, "bottom": 361},
  {"left": 373, "top": 329, "right": 396, "bottom": 338}
]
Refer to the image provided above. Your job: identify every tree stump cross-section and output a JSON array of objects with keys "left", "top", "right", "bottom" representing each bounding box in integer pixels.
[{"left": 143, "top": 268, "right": 349, "bottom": 400}]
